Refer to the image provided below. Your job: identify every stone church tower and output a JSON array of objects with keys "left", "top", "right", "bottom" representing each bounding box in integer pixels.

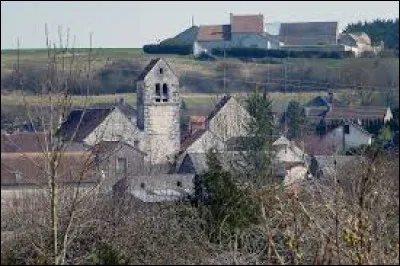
[{"left": 136, "top": 58, "right": 180, "bottom": 164}]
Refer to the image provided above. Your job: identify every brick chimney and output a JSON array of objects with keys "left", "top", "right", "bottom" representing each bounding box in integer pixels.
[{"left": 189, "top": 116, "right": 206, "bottom": 134}]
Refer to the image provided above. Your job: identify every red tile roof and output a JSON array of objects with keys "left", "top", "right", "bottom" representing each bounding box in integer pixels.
[
  {"left": 1, "top": 132, "right": 50, "bottom": 153},
  {"left": 324, "top": 106, "right": 388, "bottom": 120},
  {"left": 231, "top": 14, "right": 264, "bottom": 33},
  {"left": 197, "top": 25, "right": 231, "bottom": 41},
  {"left": 1, "top": 152, "right": 97, "bottom": 186},
  {"left": 190, "top": 116, "right": 206, "bottom": 123}
]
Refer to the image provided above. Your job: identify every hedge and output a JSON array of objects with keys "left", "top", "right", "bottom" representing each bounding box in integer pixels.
[
  {"left": 143, "top": 44, "right": 193, "bottom": 55},
  {"left": 211, "top": 47, "right": 354, "bottom": 59}
]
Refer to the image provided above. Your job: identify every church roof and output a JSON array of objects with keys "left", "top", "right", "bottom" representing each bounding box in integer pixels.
[
  {"left": 136, "top": 58, "right": 161, "bottom": 81},
  {"left": 58, "top": 104, "right": 137, "bottom": 142}
]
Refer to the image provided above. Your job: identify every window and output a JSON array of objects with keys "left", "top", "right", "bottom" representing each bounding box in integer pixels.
[
  {"left": 116, "top": 157, "right": 127, "bottom": 176},
  {"left": 162, "top": 84, "right": 169, "bottom": 102},
  {"left": 177, "top": 181, "right": 182, "bottom": 187},
  {"left": 159, "top": 68, "right": 163, "bottom": 74},
  {"left": 344, "top": 124, "right": 350, "bottom": 134},
  {"left": 155, "top": 83, "right": 161, "bottom": 102},
  {"left": 15, "top": 171, "right": 23, "bottom": 183},
  {"left": 140, "top": 182, "right": 145, "bottom": 189},
  {"left": 134, "top": 140, "right": 139, "bottom": 148}
]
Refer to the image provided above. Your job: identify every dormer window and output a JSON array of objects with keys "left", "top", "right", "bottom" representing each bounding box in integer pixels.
[{"left": 162, "top": 84, "right": 169, "bottom": 102}]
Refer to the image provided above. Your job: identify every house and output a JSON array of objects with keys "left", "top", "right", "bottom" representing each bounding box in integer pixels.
[
  {"left": 178, "top": 135, "right": 308, "bottom": 186},
  {"left": 91, "top": 140, "right": 147, "bottom": 192},
  {"left": 1, "top": 150, "right": 99, "bottom": 207},
  {"left": 338, "top": 32, "right": 384, "bottom": 57},
  {"left": 189, "top": 13, "right": 280, "bottom": 56},
  {"left": 304, "top": 93, "right": 393, "bottom": 131},
  {"left": 59, "top": 58, "right": 181, "bottom": 165},
  {"left": 180, "top": 95, "right": 251, "bottom": 154},
  {"left": 58, "top": 103, "right": 141, "bottom": 148},
  {"left": 277, "top": 21, "right": 338, "bottom": 46},
  {"left": 304, "top": 122, "right": 374, "bottom": 155},
  {"left": 272, "top": 135, "right": 308, "bottom": 185}
]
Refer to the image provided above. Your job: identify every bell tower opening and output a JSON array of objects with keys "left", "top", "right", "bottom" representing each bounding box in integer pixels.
[{"left": 162, "top": 84, "right": 169, "bottom": 102}]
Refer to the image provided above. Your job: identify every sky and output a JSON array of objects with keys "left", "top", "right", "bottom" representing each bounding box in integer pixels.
[{"left": 1, "top": 1, "right": 399, "bottom": 49}]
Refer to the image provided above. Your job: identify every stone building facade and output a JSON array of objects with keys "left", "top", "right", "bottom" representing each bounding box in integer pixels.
[{"left": 136, "top": 58, "right": 181, "bottom": 164}]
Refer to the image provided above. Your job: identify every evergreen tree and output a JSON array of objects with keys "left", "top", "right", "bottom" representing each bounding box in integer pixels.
[
  {"left": 286, "top": 100, "right": 306, "bottom": 139},
  {"left": 198, "top": 149, "right": 259, "bottom": 242},
  {"left": 240, "top": 90, "right": 275, "bottom": 187}
]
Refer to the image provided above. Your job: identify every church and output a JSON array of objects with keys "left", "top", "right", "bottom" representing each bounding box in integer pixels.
[{"left": 59, "top": 58, "right": 181, "bottom": 166}]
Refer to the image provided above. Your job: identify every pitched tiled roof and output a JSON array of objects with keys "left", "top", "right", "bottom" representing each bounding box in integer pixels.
[
  {"left": 136, "top": 58, "right": 161, "bottom": 81},
  {"left": 58, "top": 108, "right": 113, "bottom": 142},
  {"left": 279, "top": 22, "right": 338, "bottom": 45},
  {"left": 117, "top": 103, "right": 137, "bottom": 120},
  {"left": 324, "top": 106, "right": 388, "bottom": 120},
  {"left": 1, "top": 151, "right": 97, "bottom": 186},
  {"left": 1, "top": 132, "right": 50, "bottom": 153},
  {"left": 197, "top": 25, "right": 231, "bottom": 41},
  {"left": 231, "top": 14, "right": 264, "bottom": 33}
]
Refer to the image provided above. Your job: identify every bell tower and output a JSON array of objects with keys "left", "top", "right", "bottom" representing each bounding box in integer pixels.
[{"left": 136, "top": 58, "right": 180, "bottom": 164}]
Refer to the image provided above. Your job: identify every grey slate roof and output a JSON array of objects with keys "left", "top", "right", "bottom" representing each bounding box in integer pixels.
[
  {"left": 279, "top": 22, "right": 338, "bottom": 46},
  {"left": 136, "top": 58, "right": 161, "bottom": 81},
  {"left": 59, "top": 104, "right": 137, "bottom": 142},
  {"left": 58, "top": 108, "right": 113, "bottom": 142}
]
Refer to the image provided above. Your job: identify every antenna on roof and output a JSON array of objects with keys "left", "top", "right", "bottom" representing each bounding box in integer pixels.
[{"left": 191, "top": 16, "right": 194, "bottom": 27}]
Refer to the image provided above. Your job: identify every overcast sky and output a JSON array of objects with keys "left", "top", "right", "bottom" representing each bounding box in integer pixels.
[{"left": 1, "top": 1, "right": 399, "bottom": 49}]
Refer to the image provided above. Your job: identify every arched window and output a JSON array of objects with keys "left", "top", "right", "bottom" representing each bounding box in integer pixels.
[{"left": 162, "top": 84, "right": 169, "bottom": 102}]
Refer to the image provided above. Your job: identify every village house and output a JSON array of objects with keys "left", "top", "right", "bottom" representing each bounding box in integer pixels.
[
  {"left": 302, "top": 121, "right": 374, "bottom": 155},
  {"left": 304, "top": 92, "right": 393, "bottom": 132},
  {"left": 338, "top": 32, "right": 384, "bottom": 57}
]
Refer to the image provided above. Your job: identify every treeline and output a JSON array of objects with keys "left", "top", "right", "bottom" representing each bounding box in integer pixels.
[{"left": 344, "top": 18, "right": 399, "bottom": 54}]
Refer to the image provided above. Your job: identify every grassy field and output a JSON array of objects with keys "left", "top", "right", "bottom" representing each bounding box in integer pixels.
[{"left": 3, "top": 90, "right": 388, "bottom": 110}]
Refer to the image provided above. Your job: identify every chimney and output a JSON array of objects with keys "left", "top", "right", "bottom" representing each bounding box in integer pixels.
[
  {"left": 327, "top": 91, "right": 334, "bottom": 111},
  {"left": 119, "top": 97, "right": 125, "bottom": 105}
]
